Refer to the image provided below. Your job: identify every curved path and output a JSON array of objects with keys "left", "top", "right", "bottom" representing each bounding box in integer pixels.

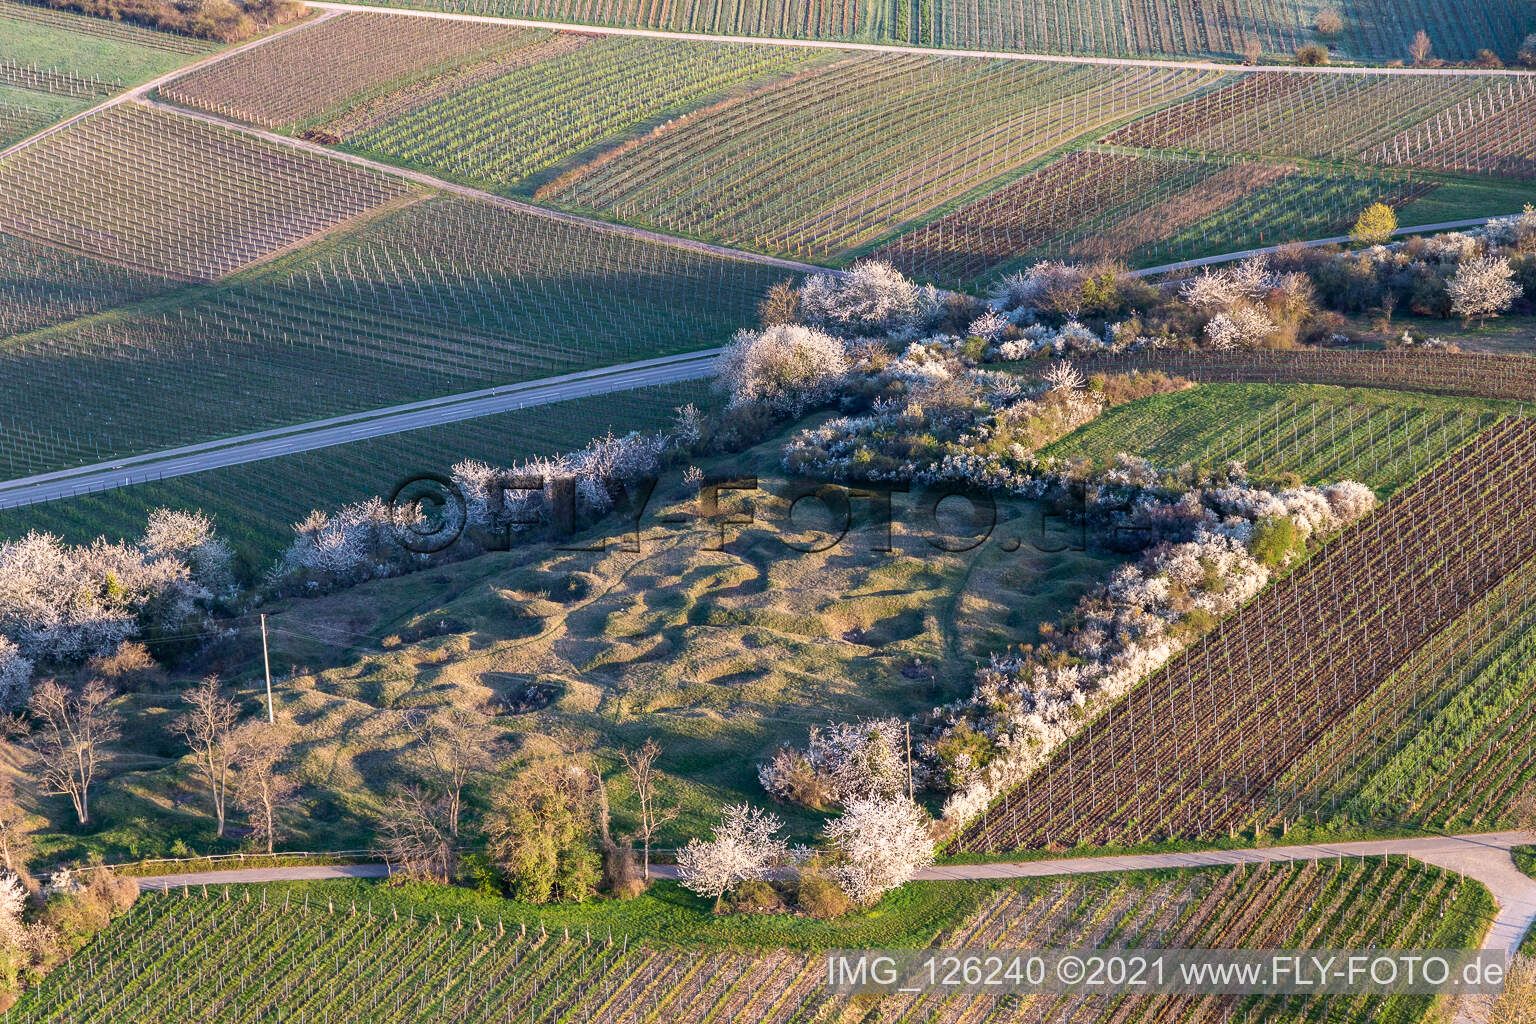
[
  {"left": 312, "top": 1, "right": 1536, "bottom": 77},
  {"left": 137, "top": 831, "right": 1536, "bottom": 955},
  {"left": 0, "top": 348, "right": 723, "bottom": 509}
]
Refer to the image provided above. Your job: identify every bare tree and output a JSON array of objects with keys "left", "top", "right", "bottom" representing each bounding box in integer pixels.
[
  {"left": 620, "top": 738, "right": 681, "bottom": 879},
  {"left": 233, "top": 722, "right": 296, "bottom": 854},
  {"left": 175, "top": 675, "right": 240, "bottom": 837},
  {"left": 377, "top": 786, "right": 456, "bottom": 883},
  {"left": 404, "top": 707, "right": 493, "bottom": 837},
  {"left": 1409, "top": 29, "right": 1432, "bottom": 64},
  {"left": 1242, "top": 37, "right": 1262, "bottom": 65},
  {"left": 0, "top": 776, "right": 31, "bottom": 873},
  {"left": 27, "top": 680, "right": 120, "bottom": 826}
]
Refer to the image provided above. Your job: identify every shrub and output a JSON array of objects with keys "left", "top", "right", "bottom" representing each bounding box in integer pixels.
[
  {"left": 1474, "top": 49, "right": 1504, "bottom": 69},
  {"left": 793, "top": 874, "right": 852, "bottom": 919},
  {"left": 1249, "top": 514, "right": 1305, "bottom": 567},
  {"left": 1314, "top": 8, "right": 1342, "bottom": 35},
  {"left": 758, "top": 279, "right": 800, "bottom": 326},
  {"left": 728, "top": 879, "right": 787, "bottom": 914},
  {"left": 717, "top": 324, "right": 849, "bottom": 416},
  {"left": 1296, "top": 43, "right": 1330, "bottom": 64},
  {"left": 1351, "top": 203, "right": 1398, "bottom": 247},
  {"left": 1520, "top": 32, "right": 1536, "bottom": 67},
  {"left": 26, "top": 0, "right": 304, "bottom": 42},
  {"left": 798, "top": 261, "right": 918, "bottom": 335}
]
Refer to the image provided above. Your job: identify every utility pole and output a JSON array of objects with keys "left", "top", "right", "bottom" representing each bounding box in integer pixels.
[{"left": 260, "top": 613, "right": 274, "bottom": 724}]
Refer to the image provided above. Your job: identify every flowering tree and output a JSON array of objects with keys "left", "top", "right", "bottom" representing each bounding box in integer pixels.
[
  {"left": 1448, "top": 256, "right": 1520, "bottom": 325},
  {"left": 798, "top": 260, "right": 919, "bottom": 335},
  {"left": 823, "top": 796, "right": 935, "bottom": 906},
  {"left": 0, "top": 639, "right": 31, "bottom": 714},
  {"left": 1043, "top": 361, "right": 1087, "bottom": 394},
  {"left": 141, "top": 509, "right": 234, "bottom": 600},
  {"left": 759, "top": 718, "right": 907, "bottom": 808},
  {"left": 0, "top": 529, "right": 204, "bottom": 664},
  {"left": 675, "top": 803, "right": 788, "bottom": 909},
  {"left": 1351, "top": 203, "right": 1398, "bottom": 247},
  {"left": 717, "top": 324, "right": 849, "bottom": 416}
]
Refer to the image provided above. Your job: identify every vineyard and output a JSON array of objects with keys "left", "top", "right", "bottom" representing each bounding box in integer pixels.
[
  {"left": 1101, "top": 73, "right": 1518, "bottom": 163},
  {"left": 1277, "top": 553, "right": 1536, "bottom": 833},
  {"left": 874, "top": 149, "right": 1429, "bottom": 285},
  {"left": 0, "top": 83, "right": 84, "bottom": 148},
  {"left": 0, "top": 194, "right": 783, "bottom": 476},
  {"left": 1040, "top": 384, "right": 1512, "bottom": 496},
  {"left": 347, "top": 37, "right": 814, "bottom": 191},
  {"left": 0, "top": 379, "right": 715, "bottom": 572},
  {"left": 160, "top": 13, "right": 532, "bottom": 129},
  {"left": 0, "top": 229, "right": 185, "bottom": 336},
  {"left": 547, "top": 61, "right": 1216, "bottom": 261},
  {"left": 372, "top": 0, "right": 863, "bottom": 46},
  {"left": 1059, "top": 349, "right": 1536, "bottom": 403},
  {"left": 10, "top": 863, "right": 1492, "bottom": 1023},
  {"left": 0, "top": 103, "right": 419, "bottom": 280},
  {"left": 955, "top": 416, "right": 1536, "bottom": 852},
  {"left": 358, "top": 0, "right": 1533, "bottom": 61}
]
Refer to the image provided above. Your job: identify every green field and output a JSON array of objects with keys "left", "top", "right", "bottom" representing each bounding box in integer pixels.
[
  {"left": 0, "top": 0, "right": 212, "bottom": 85},
  {"left": 1040, "top": 383, "right": 1516, "bottom": 496},
  {"left": 0, "top": 193, "right": 785, "bottom": 477},
  {"left": 0, "top": 80, "right": 86, "bottom": 146},
  {"left": 0, "top": 380, "right": 716, "bottom": 577},
  {"left": 12, "top": 860, "right": 1494, "bottom": 1022}
]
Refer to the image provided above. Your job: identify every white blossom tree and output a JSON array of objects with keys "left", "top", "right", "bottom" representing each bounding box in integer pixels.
[
  {"left": 675, "top": 803, "right": 788, "bottom": 909},
  {"left": 142, "top": 509, "right": 235, "bottom": 600},
  {"left": 798, "top": 260, "right": 918, "bottom": 334},
  {"left": 717, "top": 324, "right": 849, "bottom": 416},
  {"left": 823, "top": 796, "right": 936, "bottom": 906},
  {"left": 1448, "top": 256, "right": 1520, "bottom": 325},
  {"left": 0, "top": 639, "right": 31, "bottom": 713}
]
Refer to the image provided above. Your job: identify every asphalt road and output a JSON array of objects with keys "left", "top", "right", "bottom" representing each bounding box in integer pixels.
[{"left": 0, "top": 349, "right": 723, "bottom": 509}]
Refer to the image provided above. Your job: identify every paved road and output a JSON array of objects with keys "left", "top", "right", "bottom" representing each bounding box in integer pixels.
[
  {"left": 310, "top": 1, "right": 1536, "bottom": 76},
  {"left": 0, "top": 12, "right": 338, "bottom": 162},
  {"left": 917, "top": 831, "right": 1536, "bottom": 957},
  {"left": 1128, "top": 217, "right": 1510, "bottom": 278},
  {"left": 0, "top": 349, "right": 723, "bottom": 509},
  {"left": 137, "top": 863, "right": 392, "bottom": 890},
  {"left": 159, "top": 832, "right": 1532, "bottom": 951}
]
